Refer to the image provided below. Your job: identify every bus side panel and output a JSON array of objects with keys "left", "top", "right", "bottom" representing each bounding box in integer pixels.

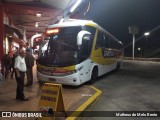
[
  {"left": 75, "top": 59, "right": 94, "bottom": 84},
  {"left": 90, "top": 48, "right": 117, "bottom": 76},
  {"left": 90, "top": 29, "right": 117, "bottom": 76}
]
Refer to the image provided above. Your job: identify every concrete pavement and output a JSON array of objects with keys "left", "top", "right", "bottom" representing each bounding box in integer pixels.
[{"left": 0, "top": 65, "right": 102, "bottom": 120}]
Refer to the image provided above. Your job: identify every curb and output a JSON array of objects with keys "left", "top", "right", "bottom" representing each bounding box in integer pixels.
[
  {"left": 124, "top": 60, "right": 160, "bottom": 64},
  {"left": 66, "top": 86, "right": 102, "bottom": 120}
]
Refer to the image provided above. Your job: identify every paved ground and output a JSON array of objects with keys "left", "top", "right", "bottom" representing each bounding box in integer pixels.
[
  {"left": 83, "top": 60, "right": 160, "bottom": 120},
  {"left": 0, "top": 60, "right": 160, "bottom": 120},
  {"left": 0, "top": 65, "right": 99, "bottom": 120}
]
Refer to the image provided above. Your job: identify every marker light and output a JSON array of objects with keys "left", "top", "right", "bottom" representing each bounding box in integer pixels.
[{"left": 46, "top": 29, "right": 59, "bottom": 34}]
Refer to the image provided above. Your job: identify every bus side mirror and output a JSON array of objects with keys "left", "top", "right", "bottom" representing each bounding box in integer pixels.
[
  {"left": 77, "top": 31, "right": 91, "bottom": 46},
  {"left": 83, "top": 34, "right": 91, "bottom": 41}
]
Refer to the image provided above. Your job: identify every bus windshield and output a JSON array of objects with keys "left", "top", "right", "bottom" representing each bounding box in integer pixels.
[{"left": 38, "top": 26, "right": 82, "bottom": 67}]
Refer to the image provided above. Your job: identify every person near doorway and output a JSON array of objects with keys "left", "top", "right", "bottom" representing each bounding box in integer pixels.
[
  {"left": 11, "top": 52, "right": 18, "bottom": 79},
  {"left": 2, "top": 52, "right": 11, "bottom": 79},
  {"left": 25, "top": 49, "right": 34, "bottom": 86}
]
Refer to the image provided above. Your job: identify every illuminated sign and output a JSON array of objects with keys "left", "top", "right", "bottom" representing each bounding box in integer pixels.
[{"left": 46, "top": 29, "right": 59, "bottom": 34}]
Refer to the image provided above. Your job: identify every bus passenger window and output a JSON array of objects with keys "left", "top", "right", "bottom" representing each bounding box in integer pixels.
[
  {"left": 96, "top": 31, "right": 103, "bottom": 49},
  {"left": 109, "top": 38, "right": 116, "bottom": 49},
  {"left": 104, "top": 34, "right": 110, "bottom": 48}
]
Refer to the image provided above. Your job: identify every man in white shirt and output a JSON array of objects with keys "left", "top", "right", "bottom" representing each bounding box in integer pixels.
[{"left": 14, "top": 50, "right": 29, "bottom": 101}]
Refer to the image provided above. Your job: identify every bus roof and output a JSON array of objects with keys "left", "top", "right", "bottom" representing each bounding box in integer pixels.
[
  {"left": 48, "top": 19, "right": 99, "bottom": 28},
  {"left": 47, "top": 19, "right": 123, "bottom": 45}
]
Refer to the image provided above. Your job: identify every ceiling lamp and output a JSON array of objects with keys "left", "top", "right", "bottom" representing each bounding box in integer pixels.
[
  {"left": 35, "top": 22, "right": 38, "bottom": 27},
  {"left": 36, "top": 13, "right": 41, "bottom": 17}
]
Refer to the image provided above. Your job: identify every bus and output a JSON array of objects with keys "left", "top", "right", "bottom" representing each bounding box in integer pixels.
[{"left": 37, "top": 19, "right": 123, "bottom": 86}]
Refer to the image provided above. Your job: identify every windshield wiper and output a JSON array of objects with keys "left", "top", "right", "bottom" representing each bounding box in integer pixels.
[{"left": 61, "top": 42, "right": 77, "bottom": 50}]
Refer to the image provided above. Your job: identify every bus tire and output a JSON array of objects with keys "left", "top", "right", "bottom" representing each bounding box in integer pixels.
[
  {"left": 89, "top": 67, "right": 98, "bottom": 84},
  {"left": 38, "top": 80, "right": 45, "bottom": 86},
  {"left": 116, "top": 61, "right": 121, "bottom": 71}
]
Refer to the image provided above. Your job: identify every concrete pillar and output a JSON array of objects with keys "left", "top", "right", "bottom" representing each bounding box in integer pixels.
[{"left": 0, "top": 4, "right": 4, "bottom": 74}]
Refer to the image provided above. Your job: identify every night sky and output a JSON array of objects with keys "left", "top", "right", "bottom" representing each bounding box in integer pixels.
[{"left": 84, "top": 0, "right": 160, "bottom": 56}]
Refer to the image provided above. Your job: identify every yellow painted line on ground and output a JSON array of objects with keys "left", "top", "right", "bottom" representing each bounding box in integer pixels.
[{"left": 66, "top": 86, "right": 102, "bottom": 120}]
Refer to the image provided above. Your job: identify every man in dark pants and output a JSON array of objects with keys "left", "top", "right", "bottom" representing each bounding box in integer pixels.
[
  {"left": 25, "top": 49, "right": 34, "bottom": 86},
  {"left": 2, "top": 52, "right": 11, "bottom": 79},
  {"left": 11, "top": 52, "right": 18, "bottom": 79},
  {"left": 14, "top": 50, "right": 28, "bottom": 101}
]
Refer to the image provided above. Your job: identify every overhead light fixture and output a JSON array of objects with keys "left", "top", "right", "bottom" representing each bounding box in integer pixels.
[
  {"left": 144, "top": 32, "right": 150, "bottom": 36},
  {"left": 70, "top": 0, "right": 82, "bottom": 13},
  {"left": 35, "top": 22, "right": 38, "bottom": 27},
  {"left": 36, "top": 13, "right": 41, "bottom": 17},
  {"left": 138, "top": 48, "right": 141, "bottom": 51}
]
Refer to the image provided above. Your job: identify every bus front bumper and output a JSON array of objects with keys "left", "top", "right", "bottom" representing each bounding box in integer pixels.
[{"left": 37, "top": 71, "right": 80, "bottom": 86}]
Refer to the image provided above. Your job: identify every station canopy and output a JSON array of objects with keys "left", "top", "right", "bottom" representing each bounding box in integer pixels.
[{"left": 2, "top": 0, "right": 77, "bottom": 38}]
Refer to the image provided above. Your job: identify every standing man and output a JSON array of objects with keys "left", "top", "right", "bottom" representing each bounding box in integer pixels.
[
  {"left": 14, "top": 50, "right": 28, "bottom": 101},
  {"left": 2, "top": 52, "right": 11, "bottom": 79},
  {"left": 25, "top": 49, "right": 34, "bottom": 86},
  {"left": 11, "top": 52, "right": 18, "bottom": 79}
]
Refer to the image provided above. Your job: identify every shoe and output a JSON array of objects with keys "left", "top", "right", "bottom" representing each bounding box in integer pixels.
[
  {"left": 25, "top": 84, "right": 32, "bottom": 87},
  {"left": 19, "top": 98, "right": 29, "bottom": 101},
  {"left": 16, "top": 98, "right": 20, "bottom": 100},
  {"left": 25, "top": 84, "right": 30, "bottom": 87}
]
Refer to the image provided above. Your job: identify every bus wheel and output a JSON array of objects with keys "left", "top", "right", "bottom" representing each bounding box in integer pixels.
[
  {"left": 38, "top": 81, "right": 45, "bottom": 86},
  {"left": 116, "top": 62, "right": 121, "bottom": 71},
  {"left": 89, "top": 67, "right": 98, "bottom": 84}
]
